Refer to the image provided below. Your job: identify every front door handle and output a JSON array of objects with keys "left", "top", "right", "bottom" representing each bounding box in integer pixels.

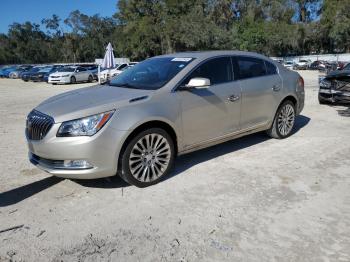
[
  {"left": 272, "top": 85, "right": 281, "bottom": 91},
  {"left": 227, "top": 94, "right": 240, "bottom": 102}
]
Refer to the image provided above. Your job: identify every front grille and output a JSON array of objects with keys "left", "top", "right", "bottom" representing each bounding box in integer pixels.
[{"left": 26, "top": 110, "right": 54, "bottom": 140}]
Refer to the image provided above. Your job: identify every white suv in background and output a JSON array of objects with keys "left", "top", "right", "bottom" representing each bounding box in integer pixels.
[{"left": 99, "top": 62, "right": 138, "bottom": 82}]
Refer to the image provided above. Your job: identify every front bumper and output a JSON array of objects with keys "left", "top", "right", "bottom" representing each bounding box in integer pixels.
[
  {"left": 26, "top": 122, "right": 128, "bottom": 179},
  {"left": 48, "top": 76, "right": 71, "bottom": 84},
  {"left": 30, "top": 75, "right": 45, "bottom": 82},
  {"left": 319, "top": 88, "right": 350, "bottom": 103}
]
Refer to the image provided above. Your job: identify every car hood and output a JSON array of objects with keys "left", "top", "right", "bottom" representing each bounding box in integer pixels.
[
  {"left": 35, "top": 85, "right": 153, "bottom": 123},
  {"left": 325, "top": 70, "right": 350, "bottom": 80},
  {"left": 50, "top": 72, "right": 73, "bottom": 77}
]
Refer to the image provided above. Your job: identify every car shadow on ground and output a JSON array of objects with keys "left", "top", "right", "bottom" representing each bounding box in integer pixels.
[
  {"left": 0, "top": 176, "right": 62, "bottom": 207},
  {"left": 77, "top": 114, "right": 311, "bottom": 188},
  {"left": 0, "top": 115, "right": 310, "bottom": 205},
  {"left": 165, "top": 114, "right": 310, "bottom": 181}
]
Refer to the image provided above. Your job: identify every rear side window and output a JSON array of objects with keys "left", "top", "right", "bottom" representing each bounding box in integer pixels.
[
  {"left": 118, "top": 64, "right": 128, "bottom": 70},
  {"left": 265, "top": 61, "right": 277, "bottom": 75},
  {"left": 237, "top": 57, "right": 266, "bottom": 79},
  {"left": 184, "top": 57, "right": 233, "bottom": 85}
]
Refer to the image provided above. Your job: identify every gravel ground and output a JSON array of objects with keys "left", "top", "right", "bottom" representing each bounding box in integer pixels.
[{"left": 0, "top": 72, "right": 349, "bottom": 262}]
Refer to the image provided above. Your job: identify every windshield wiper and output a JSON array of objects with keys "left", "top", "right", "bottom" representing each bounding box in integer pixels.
[{"left": 109, "top": 82, "right": 139, "bottom": 89}]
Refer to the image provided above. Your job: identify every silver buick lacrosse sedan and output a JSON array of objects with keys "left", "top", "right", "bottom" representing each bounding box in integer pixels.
[{"left": 26, "top": 51, "right": 305, "bottom": 187}]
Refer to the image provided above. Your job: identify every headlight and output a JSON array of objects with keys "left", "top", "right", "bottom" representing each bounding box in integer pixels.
[
  {"left": 57, "top": 110, "right": 115, "bottom": 137},
  {"left": 319, "top": 78, "right": 331, "bottom": 88},
  {"left": 61, "top": 74, "right": 70, "bottom": 77}
]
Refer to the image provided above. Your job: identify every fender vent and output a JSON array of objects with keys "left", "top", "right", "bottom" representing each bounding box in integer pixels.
[{"left": 129, "top": 96, "right": 148, "bottom": 103}]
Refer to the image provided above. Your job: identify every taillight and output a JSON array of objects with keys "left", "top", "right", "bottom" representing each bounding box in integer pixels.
[{"left": 297, "top": 76, "right": 304, "bottom": 92}]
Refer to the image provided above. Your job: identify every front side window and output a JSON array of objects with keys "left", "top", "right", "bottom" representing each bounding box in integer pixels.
[
  {"left": 183, "top": 57, "right": 233, "bottom": 86},
  {"left": 109, "top": 57, "right": 194, "bottom": 90},
  {"left": 117, "top": 64, "right": 128, "bottom": 70},
  {"left": 57, "top": 67, "right": 75, "bottom": 72},
  {"left": 237, "top": 57, "right": 266, "bottom": 79}
]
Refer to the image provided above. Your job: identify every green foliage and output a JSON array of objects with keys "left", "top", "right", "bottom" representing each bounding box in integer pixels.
[{"left": 0, "top": 0, "right": 349, "bottom": 64}]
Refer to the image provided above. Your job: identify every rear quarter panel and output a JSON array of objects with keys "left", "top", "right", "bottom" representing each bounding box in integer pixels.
[{"left": 277, "top": 65, "right": 304, "bottom": 115}]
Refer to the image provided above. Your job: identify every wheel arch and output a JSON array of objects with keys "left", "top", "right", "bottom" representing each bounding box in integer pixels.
[
  {"left": 280, "top": 95, "right": 298, "bottom": 108},
  {"left": 119, "top": 120, "right": 179, "bottom": 159}
]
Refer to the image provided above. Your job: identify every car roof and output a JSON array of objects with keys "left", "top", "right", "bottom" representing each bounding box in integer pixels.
[{"left": 156, "top": 50, "right": 273, "bottom": 61}]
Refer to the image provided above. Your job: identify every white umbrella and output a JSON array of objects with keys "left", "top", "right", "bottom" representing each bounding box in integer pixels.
[
  {"left": 102, "top": 42, "right": 116, "bottom": 69},
  {"left": 99, "top": 42, "right": 116, "bottom": 83}
]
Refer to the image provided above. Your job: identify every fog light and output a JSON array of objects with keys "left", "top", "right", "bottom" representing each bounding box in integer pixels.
[{"left": 63, "top": 160, "right": 93, "bottom": 169}]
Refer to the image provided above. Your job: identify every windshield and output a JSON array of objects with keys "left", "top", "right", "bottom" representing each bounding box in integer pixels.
[
  {"left": 343, "top": 63, "right": 350, "bottom": 71},
  {"left": 38, "top": 67, "right": 52, "bottom": 73},
  {"left": 28, "top": 67, "right": 41, "bottom": 73},
  {"left": 109, "top": 57, "right": 194, "bottom": 90},
  {"left": 57, "top": 67, "right": 75, "bottom": 72}
]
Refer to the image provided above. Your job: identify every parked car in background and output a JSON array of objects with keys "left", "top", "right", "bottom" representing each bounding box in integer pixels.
[
  {"left": 283, "top": 61, "right": 294, "bottom": 70},
  {"left": 30, "top": 65, "right": 64, "bottom": 82},
  {"left": 86, "top": 65, "right": 98, "bottom": 80},
  {"left": 319, "top": 62, "right": 350, "bottom": 104},
  {"left": 9, "top": 65, "right": 34, "bottom": 79},
  {"left": 110, "top": 62, "right": 139, "bottom": 77},
  {"left": 99, "top": 63, "right": 138, "bottom": 82},
  {"left": 48, "top": 66, "right": 94, "bottom": 84},
  {"left": 0, "top": 66, "right": 11, "bottom": 78},
  {"left": 293, "top": 60, "right": 310, "bottom": 70},
  {"left": 0, "top": 66, "right": 19, "bottom": 78},
  {"left": 26, "top": 51, "right": 304, "bottom": 187},
  {"left": 309, "top": 60, "right": 323, "bottom": 70},
  {"left": 21, "top": 66, "right": 43, "bottom": 81}
]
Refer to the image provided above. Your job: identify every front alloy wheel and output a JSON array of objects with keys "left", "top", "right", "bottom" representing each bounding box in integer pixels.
[
  {"left": 119, "top": 128, "right": 175, "bottom": 187},
  {"left": 277, "top": 103, "right": 295, "bottom": 136},
  {"left": 267, "top": 101, "right": 296, "bottom": 139}
]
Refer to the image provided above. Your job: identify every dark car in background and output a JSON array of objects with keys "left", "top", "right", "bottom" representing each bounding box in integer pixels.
[
  {"left": 319, "top": 63, "right": 350, "bottom": 104},
  {"left": 21, "top": 66, "right": 43, "bottom": 81},
  {"left": 30, "top": 65, "right": 64, "bottom": 82}
]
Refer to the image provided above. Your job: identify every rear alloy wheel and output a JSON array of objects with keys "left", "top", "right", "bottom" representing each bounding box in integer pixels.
[
  {"left": 70, "top": 76, "right": 76, "bottom": 84},
  {"left": 88, "top": 75, "right": 93, "bottom": 83},
  {"left": 119, "top": 128, "right": 175, "bottom": 187},
  {"left": 267, "top": 101, "right": 295, "bottom": 139}
]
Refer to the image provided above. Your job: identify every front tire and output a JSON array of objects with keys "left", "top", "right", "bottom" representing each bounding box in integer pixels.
[
  {"left": 88, "top": 75, "right": 93, "bottom": 83},
  {"left": 70, "top": 76, "right": 76, "bottom": 84},
  {"left": 267, "top": 101, "right": 296, "bottom": 139},
  {"left": 119, "top": 128, "right": 175, "bottom": 187}
]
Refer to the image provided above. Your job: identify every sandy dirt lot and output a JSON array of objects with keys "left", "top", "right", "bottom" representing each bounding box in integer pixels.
[{"left": 0, "top": 72, "right": 349, "bottom": 262}]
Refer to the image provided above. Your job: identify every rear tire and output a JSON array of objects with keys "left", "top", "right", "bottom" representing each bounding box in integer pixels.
[
  {"left": 88, "top": 75, "right": 93, "bottom": 83},
  {"left": 118, "top": 128, "right": 175, "bottom": 188},
  {"left": 267, "top": 100, "right": 296, "bottom": 139},
  {"left": 70, "top": 76, "right": 76, "bottom": 84}
]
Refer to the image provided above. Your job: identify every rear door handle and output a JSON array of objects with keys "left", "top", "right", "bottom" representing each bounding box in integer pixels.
[
  {"left": 227, "top": 94, "right": 240, "bottom": 102},
  {"left": 272, "top": 85, "right": 281, "bottom": 91}
]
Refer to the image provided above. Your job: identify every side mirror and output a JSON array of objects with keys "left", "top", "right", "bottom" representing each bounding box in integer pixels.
[
  {"left": 180, "top": 77, "right": 211, "bottom": 90},
  {"left": 76, "top": 69, "right": 80, "bottom": 72}
]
